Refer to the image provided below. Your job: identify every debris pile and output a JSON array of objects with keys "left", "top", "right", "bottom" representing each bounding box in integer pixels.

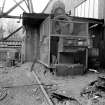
[
  {"left": 81, "top": 76, "right": 105, "bottom": 105},
  {"left": 51, "top": 93, "right": 81, "bottom": 105},
  {"left": 0, "top": 64, "right": 49, "bottom": 105}
]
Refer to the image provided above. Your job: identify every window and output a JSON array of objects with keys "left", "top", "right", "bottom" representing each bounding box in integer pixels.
[{"left": 75, "top": 0, "right": 98, "bottom": 18}]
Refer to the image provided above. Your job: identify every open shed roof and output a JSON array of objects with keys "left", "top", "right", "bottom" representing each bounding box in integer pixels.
[{"left": 23, "top": 13, "right": 104, "bottom": 27}]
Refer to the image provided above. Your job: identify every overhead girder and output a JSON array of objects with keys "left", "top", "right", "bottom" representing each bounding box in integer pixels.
[
  {"left": 26, "top": 0, "right": 34, "bottom": 13},
  {"left": 23, "top": 0, "right": 30, "bottom": 12},
  {"left": 26, "top": 0, "right": 31, "bottom": 12},
  {"left": 29, "top": 0, "right": 34, "bottom": 13},
  {"left": 13, "top": 0, "right": 27, "bottom": 12},
  {"left": 0, "top": 0, "right": 59, "bottom": 15},
  {"left": 0, "top": 26, "right": 23, "bottom": 41},
  {"left": 0, "top": 0, "right": 35, "bottom": 16},
  {"left": 1, "top": 0, "right": 6, "bottom": 13},
  {"left": 4, "top": 0, "right": 24, "bottom": 15},
  {"left": 0, "top": 0, "right": 49, "bottom": 15},
  {"left": 0, "top": 0, "right": 34, "bottom": 41}
]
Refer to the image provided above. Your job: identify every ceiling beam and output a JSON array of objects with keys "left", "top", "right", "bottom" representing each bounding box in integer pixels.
[
  {"left": 3, "top": 0, "right": 24, "bottom": 15},
  {"left": 0, "top": 15, "right": 21, "bottom": 19},
  {"left": 13, "top": 0, "right": 27, "bottom": 12},
  {"left": 29, "top": 0, "right": 34, "bottom": 13},
  {"left": 26, "top": 0, "right": 31, "bottom": 13},
  {"left": 24, "top": 0, "right": 30, "bottom": 12},
  {"left": 26, "top": 0, "right": 34, "bottom": 13},
  {"left": 1, "top": 0, "right": 6, "bottom": 13},
  {"left": 0, "top": 13, "right": 104, "bottom": 25}
]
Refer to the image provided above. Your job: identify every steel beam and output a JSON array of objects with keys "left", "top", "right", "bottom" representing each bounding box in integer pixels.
[
  {"left": 29, "top": 0, "right": 34, "bottom": 13},
  {"left": 26, "top": 0, "right": 31, "bottom": 13},
  {"left": 13, "top": 0, "right": 27, "bottom": 12},
  {"left": 0, "top": 15, "right": 21, "bottom": 19},
  {"left": 24, "top": 0, "right": 30, "bottom": 12},
  {"left": 1, "top": 0, "right": 6, "bottom": 13},
  {"left": 26, "top": 0, "right": 34, "bottom": 13},
  {"left": 3, "top": 0, "right": 24, "bottom": 15},
  {"left": 1, "top": 26, "right": 23, "bottom": 41}
]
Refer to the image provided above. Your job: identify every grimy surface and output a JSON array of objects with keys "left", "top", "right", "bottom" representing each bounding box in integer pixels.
[
  {"left": 0, "top": 63, "right": 51, "bottom": 105},
  {"left": 34, "top": 63, "right": 105, "bottom": 105},
  {"left": 0, "top": 62, "right": 105, "bottom": 105}
]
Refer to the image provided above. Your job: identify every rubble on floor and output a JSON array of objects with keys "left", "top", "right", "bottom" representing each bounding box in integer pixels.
[
  {"left": 0, "top": 63, "right": 49, "bottom": 105},
  {"left": 33, "top": 62, "right": 105, "bottom": 105},
  {"left": 51, "top": 92, "right": 81, "bottom": 105},
  {"left": 81, "top": 76, "right": 105, "bottom": 105},
  {"left": 33, "top": 63, "right": 83, "bottom": 105}
]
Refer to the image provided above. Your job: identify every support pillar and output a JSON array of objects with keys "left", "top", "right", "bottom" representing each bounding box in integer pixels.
[{"left": 24, "top": 26, "right": 39, "bottom": 62}]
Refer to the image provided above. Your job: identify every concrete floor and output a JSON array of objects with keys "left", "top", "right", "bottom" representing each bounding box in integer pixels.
[
  {"left": 0, "top": 62, "right": 105, "bottom": 105},
  {"left": 0, "top": 63, "right": 48, "bottom": 105},
  {"left": 34, "top": 63, "right": 105, "bottom": 105}
]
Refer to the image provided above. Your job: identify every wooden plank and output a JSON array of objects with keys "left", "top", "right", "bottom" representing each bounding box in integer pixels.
[
  {"left": 48, "top": 17, "right": 51, "bottom": 66},
  {"left": 40, "top": 17, "right": 51, "bottom": 66},
  {"left": 32, "top": 71, "right": 54, "bottom": 105},
  {"left": 38, "top": 60, "right": 50, "bottom": 68},
  {"left": 0, "top": 15, "right": 21, "bottom": 19},
  {"left": 51, "top": 18, "right": 89, "bottom": 24},
  {"left": 51, "top": 18, "right": 88, "bottom": 35},
  {"left": 50, "top": 34, "right": 89, "bottom": 38},
  {"left": 40, "top": 36, "right": 50, "bottom": 66},
  {"left": 86, "top": 48, "right": 88, "bottom": 69}
]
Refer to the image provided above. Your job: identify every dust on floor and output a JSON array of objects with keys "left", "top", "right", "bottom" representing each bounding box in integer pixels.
[
  {"left": 0, "top": 62, "right": 48, "bottom": 105},
  {"left": 34, "top": 63, "right": 105, "bottom": 105}
]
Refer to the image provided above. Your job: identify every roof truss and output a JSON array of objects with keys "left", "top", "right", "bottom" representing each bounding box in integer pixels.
[{"left": 0, "top": 0, "right": 34, "bottom": 16}]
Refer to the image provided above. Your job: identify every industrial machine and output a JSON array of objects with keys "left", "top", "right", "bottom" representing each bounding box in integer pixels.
[
  {"left": 39, "top": 14, "right": 91, "bottom": 75},
  {"left": 39, "top": 2, "right": 91, "bottom": 75}
]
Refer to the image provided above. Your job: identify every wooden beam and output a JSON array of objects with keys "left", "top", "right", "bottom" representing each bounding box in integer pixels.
[
  {"left": 32, "top": 71, "right": 54, "bottom": 105},
  {"left": 0, "top": 26, "right": 23, "bottom": 41},
  {"left": 13, "top": 0, "right": 27, "bottom": 12}
]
